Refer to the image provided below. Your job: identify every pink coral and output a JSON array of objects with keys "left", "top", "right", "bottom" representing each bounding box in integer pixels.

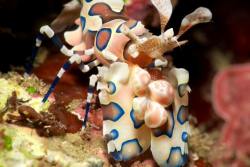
[
  {"left": 213, "top": 63, "right": 250, "bottom": 120},
  {"left": 212, "top": 63, "right": 250, "bottom": 167}
]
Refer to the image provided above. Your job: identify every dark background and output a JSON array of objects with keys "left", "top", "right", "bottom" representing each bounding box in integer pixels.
[{"left": 0, "top": 0, "right": 249, "bottom": 123}]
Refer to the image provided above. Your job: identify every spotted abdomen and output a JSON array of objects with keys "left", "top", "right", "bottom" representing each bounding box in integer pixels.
[
  {"left": 98, "top": 63, "right": 151, "bottom": 161},
  {"left": 150, "top": 91, "right": 189, "bottom": 167}
]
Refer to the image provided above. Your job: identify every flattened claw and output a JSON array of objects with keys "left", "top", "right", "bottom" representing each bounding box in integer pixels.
[
  {"left": 178, "top": 7, "right": 212, "bottom": 37},
  {"left": 151, "top": 0, "right": 173, "bottom": 32}
]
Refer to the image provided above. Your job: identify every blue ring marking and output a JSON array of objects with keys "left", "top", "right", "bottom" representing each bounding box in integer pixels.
[
  {"left": 88, "top": 4, "right": 98, "bottom": 16},
  {"left": 95, "top": 28, "right": 112, "bottom": 51},
  {"left": 129, "top": 21, "right": 138, "bottom": 29},
  {"left": 110, "top": 151, "right": 123, "bottom": 161},
  {"left": 182, "top": 132, "right": 188, "bottom": 143},
  {"left": 121, "top": 139, "right": 143, "bottom": 161},
  {"left": 80, "top": 16, "right": 86, "bottom": 31},
  {"left": 116, "top": 23, "right": 124, "bottom": 33},
  {"left": 87, "top": 3, "right": 109, "bottom": 32},
  {"left": 130, "top": 109, "right": 144, "bottom": 129},
  {"left": 110, "top": 129, "right": 119, "bottom": 140},
  {"left": 166, "top": 111, "right": 175, "bottom": 138},
  {"left": 110, "top": 139, "right": 143, "bottom": 161},
  {"left": 116, "top": 21, "right": 138, "bottom": 33},
  {"left": 177, "top": 105, "right": 188, "bottom": 125},
  {"left": 88, "top": 29, "right": 97, "bottom": 33},
  {"left": 87, "top": 2, "right": 125, "bottom": 33},
  {"left": 103, "top": 102, "right": 125, "bottom": 122},
  {"left": 152, "top": 111, "right": 175, "bottom": 138},
  {"left": 108, "top": 81, "right": 116, "bottom": 94},
  {"left": 85, "top": 0, "right": 92, "bottom": 3},
  {"left": 166, "top": 147, "right": 187, "bottom": 167},
  {"left": 87, "top": 3, "right": 105, "bottom": 33},
  {"left": 88, "top": 2, "right": 124, "bottom": 16}
]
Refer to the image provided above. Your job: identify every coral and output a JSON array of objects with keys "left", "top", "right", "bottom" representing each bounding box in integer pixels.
[
  {"left": 213, "top": 63, "right": 250, "bottom": 121},
  {"left": 0, "top": 73, "right": 82, "bottom": 136},
  {"left": 9, "top": 105, "right": 68, "bottom": 137},
  {"left": 188, "top": 124, "right": 222, "bottom": 167},
  {"left": 0, "top": 71, "right": 220, "bottom": 166},
  {"left": 0, "top": 129, "right": 12, "bottom": 151},
  {"left": 212, "top": 63, "right": 250, "bottom": 167},
  {"left": 0, "top": 124, "right": 106, "bottom": 167},
  {"left": 0, "top": 73, "right": 53, "bottom": 113}
]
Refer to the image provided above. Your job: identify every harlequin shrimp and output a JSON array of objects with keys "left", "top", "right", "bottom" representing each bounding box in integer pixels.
[
  {"left": 25, "top": 0, "right": 127, "bottom": 74},
  {"left": 30, "top": 0, "right": 212, "bottom": 166}
]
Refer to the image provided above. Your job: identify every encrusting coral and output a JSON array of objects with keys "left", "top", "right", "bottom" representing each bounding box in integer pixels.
[{"left": 0, "top": 72, "right": 220, "bottom": 167}]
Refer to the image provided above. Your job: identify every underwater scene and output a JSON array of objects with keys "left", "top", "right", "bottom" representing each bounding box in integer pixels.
[{"left": 0, "top": 0, "right": 249, "bottom": 166}]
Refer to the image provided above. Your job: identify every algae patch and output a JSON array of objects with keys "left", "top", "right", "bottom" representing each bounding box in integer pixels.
[
  {"left": 0, "top": 124, "right": 105, "bottom": 167},
  {"left": 0, "top": 73, "right": 52, "bottom": 113}
]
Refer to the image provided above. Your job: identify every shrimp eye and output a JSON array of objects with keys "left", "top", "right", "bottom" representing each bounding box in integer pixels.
[{"left": 108, "top": 81, "right": 116, "bottom": 94}]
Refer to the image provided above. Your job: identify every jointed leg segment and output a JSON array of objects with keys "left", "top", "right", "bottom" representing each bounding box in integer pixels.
[
  {"left": 82, "top": 74, "right": 98, "bottom": 128},
  {"left": 42, "top": 54, "right": 81, "bottom": 103},
  {"left": 26, "top": 25, "right": 75, "bottom": 74}
]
